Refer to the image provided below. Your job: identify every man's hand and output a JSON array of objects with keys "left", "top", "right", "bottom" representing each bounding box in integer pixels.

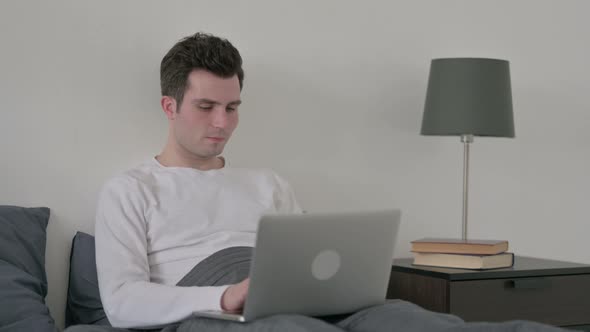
[{"left": 220, "top": 278, "right": 250, "bottom": 312}]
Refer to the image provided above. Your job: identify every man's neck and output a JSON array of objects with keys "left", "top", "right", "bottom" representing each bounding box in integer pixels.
[{"left": 156, "top": 149, "right": 225, "bottom": 171}]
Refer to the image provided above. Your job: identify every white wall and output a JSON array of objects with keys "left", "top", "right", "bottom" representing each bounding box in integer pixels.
[{"left": 1, "top": 0, "right": 589, "bottom": 329}]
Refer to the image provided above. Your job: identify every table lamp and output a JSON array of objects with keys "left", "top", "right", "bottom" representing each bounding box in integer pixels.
[{"left": 420, "top": 58, "right": 515, "bottom": 240}]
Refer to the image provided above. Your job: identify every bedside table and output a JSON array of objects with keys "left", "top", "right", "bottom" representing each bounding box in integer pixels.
[{"left": 387, "top": 256, "right": 590, "bottom": 331}]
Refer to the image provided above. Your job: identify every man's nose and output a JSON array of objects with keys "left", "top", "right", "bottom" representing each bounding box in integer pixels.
[{"left": 211, "top": 108, "right": 229, "bottom": 128}]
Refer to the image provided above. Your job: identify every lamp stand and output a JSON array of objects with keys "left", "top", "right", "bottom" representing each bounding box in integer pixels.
[{"left": 461, "top": 134, "right": 474, "bottom": 241}]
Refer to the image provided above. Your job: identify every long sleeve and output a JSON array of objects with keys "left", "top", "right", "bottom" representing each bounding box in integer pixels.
[
  {"left": 94, "top": 177, "right": 229, "bottom": 329},
  {"left": 271, "top": 172, "right": 304, "bottom": 214}
]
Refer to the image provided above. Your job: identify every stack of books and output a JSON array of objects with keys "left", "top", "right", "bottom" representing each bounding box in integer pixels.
[{"left": 411, "top": 238, "right": 514, "bottom": 270}]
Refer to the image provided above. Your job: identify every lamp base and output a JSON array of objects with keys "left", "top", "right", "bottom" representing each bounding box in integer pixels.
[{"left": 460, "top": 134, "right": 473, "bottom": 240}]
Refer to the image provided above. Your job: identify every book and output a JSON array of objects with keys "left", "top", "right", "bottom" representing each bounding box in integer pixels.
[
  {"left": 411, "top": 238, "right": 508, "bottom": 255},
  {"left": 413, "top": 252, "right": 515, "bottom": 270}
]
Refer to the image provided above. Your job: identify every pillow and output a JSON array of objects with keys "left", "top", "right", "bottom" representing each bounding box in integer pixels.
[
  {"left": 0, "top": 205, "right": 58, "bottom": 332},
  {"left": 65, "top": 232, "right": 110, "bottom": 327}
]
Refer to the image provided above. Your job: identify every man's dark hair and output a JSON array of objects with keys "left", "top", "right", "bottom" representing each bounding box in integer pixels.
[{"left": 160, "top": 32, "right": 244, "bottom": 108}]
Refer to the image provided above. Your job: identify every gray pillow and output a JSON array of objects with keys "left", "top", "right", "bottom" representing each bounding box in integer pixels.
[
  {"left": 0, "top": 205, "right": 58, "bottom": 332},
  {"left": 65, "top": 232, "right": 110, "bottom": 328}
]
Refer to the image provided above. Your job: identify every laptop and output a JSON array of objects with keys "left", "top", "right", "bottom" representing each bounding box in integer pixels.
[{"left": 192, "top": 209, "right": 401, "bottom": 322}]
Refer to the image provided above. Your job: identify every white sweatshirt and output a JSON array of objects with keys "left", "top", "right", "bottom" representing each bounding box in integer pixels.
[{"left": 95, "top": 158, "right": 302, "bottom": 328}]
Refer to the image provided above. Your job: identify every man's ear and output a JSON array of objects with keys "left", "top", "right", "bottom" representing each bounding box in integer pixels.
[{"left": 161, "top": 96, "right": 178, "bottom": 120}]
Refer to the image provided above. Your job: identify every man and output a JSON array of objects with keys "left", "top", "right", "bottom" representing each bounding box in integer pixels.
[
  {"left": 95, "top": 32, "right": 302, "bottom": 329},
  {"left": 93, "top": 32, "right": 566, "bottom": 332}
]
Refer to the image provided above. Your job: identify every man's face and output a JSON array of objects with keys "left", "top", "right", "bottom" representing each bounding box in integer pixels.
[{"left": 171, "top": 70, "right": 241, "bottom": 160}]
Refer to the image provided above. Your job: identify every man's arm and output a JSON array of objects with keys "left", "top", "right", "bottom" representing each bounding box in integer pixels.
[{"left": 95, "top": 177, "right": 229, "bottom": 329}]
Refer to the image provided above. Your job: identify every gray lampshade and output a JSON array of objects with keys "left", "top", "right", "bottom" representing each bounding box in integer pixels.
[{"left": 421, "top": 58, "right": 515, "bottom": 137}]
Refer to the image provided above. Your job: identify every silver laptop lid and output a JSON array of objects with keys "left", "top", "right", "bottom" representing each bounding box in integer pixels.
[{"left": 243, "top": 209, "right": 401, "bottom": 321}]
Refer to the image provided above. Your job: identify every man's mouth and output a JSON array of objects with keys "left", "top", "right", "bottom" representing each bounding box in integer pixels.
[{"left": 206, "top": 137, "right": 226, "bottom": 142}]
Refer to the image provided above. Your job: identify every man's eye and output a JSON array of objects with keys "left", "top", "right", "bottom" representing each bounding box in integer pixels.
[
  {"left": 226, "top": 107, "right": 237, "bottom": 112},
  {"left": 198, "top": 105, "right": 213, "bottom": 110}
]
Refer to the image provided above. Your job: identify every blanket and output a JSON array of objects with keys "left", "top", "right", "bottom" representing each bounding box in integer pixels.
[{"left": 65, "top": 247, "right": 569, "bottom": 332}]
